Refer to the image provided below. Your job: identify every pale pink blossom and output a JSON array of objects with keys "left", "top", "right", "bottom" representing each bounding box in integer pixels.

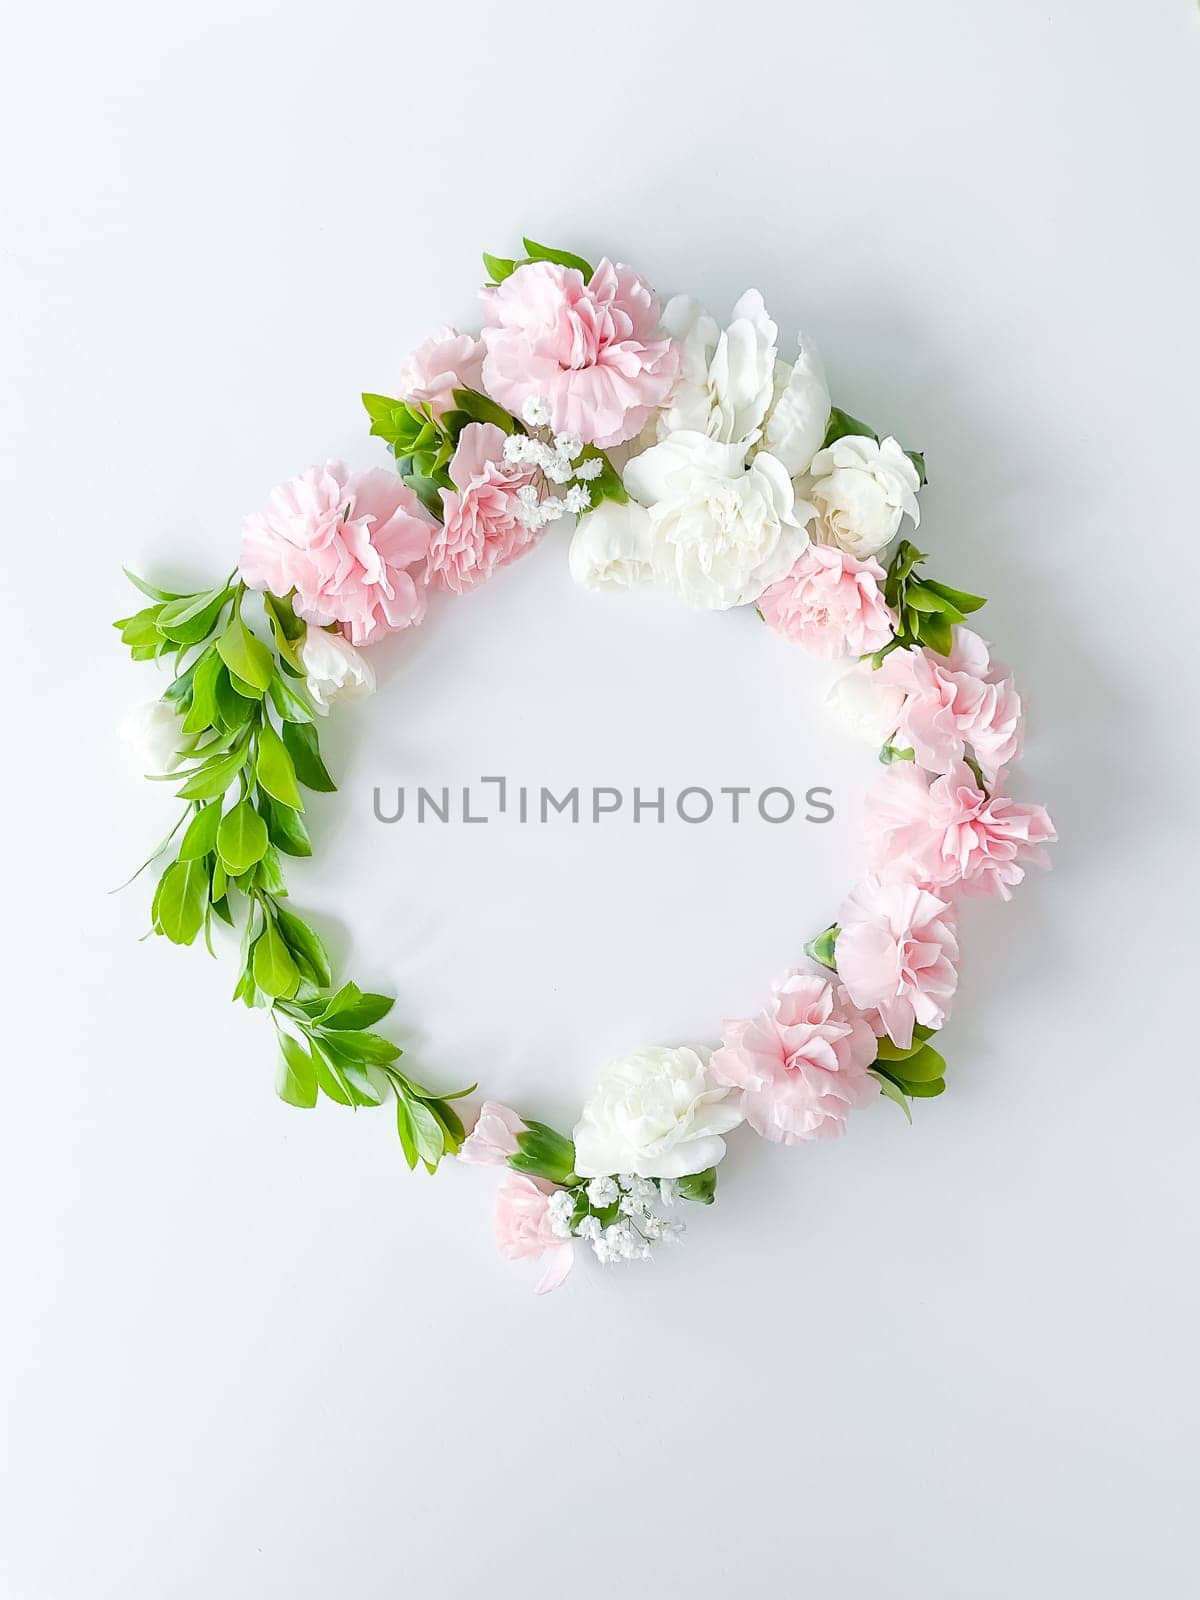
[
  {"left": 239, "top": 462, "right": 433, "bottom": 645},
  {"left": 481, "top": 258, "right": 680, "bottom": 449},
  {"left": 758, "top": 546, "right": 894, "bottom": 658},
  {"left": 494, "top": 1172, "right": 574, "bottom": 1295},
  {"left": 874, "top": 628, "right": 1023, "bottom": 784},
  {"left": 459, "top": 1100, "right": 525, "bottom": 1167},
  {"left": 711, "top": 971, "right": 879, "bottom": 1143},
  {"left": 429, "top": 423, "right": 538, "bottom": 593},
  {"left": 865, "top": 762, "right": 1056, "bottom": 901},
  {"left": 837, "top": 877, "right": 959, "bottom": 1049},
  {"left": 397, "top": 326, "right": 485, "bottom": 416}
]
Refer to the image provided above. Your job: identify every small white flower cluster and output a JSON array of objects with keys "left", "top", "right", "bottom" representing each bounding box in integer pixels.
[
  {"left": 504, "top": 396, "right": 602, "bottom": 531},
  {"left": 546, "top": 1173, "right": 685, "bottom": 1268}
]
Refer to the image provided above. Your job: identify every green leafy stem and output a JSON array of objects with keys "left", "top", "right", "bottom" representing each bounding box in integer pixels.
[{"left": 115, "top": 572, "right": 471, "bottom": 1171}]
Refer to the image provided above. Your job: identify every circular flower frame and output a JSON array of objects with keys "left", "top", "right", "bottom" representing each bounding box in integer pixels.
[{"left": 116, "top": 236, "right": 1055, "bottom": 1293}]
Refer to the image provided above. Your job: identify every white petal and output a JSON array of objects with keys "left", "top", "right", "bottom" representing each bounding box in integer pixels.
[{"left": 763, "top": 331, "right": 831, "bottom": 475}]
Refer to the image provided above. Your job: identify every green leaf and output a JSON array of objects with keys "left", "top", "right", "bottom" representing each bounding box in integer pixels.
[
  {"left": 262, "top": 592, "right": 306, "bottom": 672},
  {"left": 395, "top": 1095, "right": 419, "bottom": 1167},
  {"left": 404, "top": 473, "right": 446, "bottom": 520},
  {"left": 522, "top": 237, "right": 594, "bottom": 278},
  {"left": 320, "top": 988, "right": 395, "bottom": 1031},
  {"left": 318, "top": 1028, "right": 400, "bottom": 1065},
  {"left": 905, "top": 584, "right": 961, "bottom": 617},
  {"left": 276, "top": 1032, "right": 318, "bottom": 1108},
  {"left": 823, "top": 406, "right": 879, "bottom": 447},
  {"left": 175, "top": 744, "right": 249, "bottom": 801},
  {"left": 313, "top": 1043, "right": 356, "bottom": 1107},
  {"left": 182, "top": 650, "right": 223, "bottom": 734},
  {"left": 406, "top": 1098, "right": 446, "bottom": 1167},
  {"left": 217, "top": 617, "right": 274, "bottom": 693},
  {"left": 281, "top": 720, "right": 336, "bottom": 793},
  {"left": 450, "top": 388, "right": 517, "bottom": 434},
  {"left": 872, "top": 1071, "right": 913, "bottom": 1122},
  {"left": 177, "top": 801, "right": 223, "bottom": 861},
  {"left": 804, "top": 923, "right": 840, "bottom": 971},
  {"left": 905, "top": 449, "right": 927, "bottom": 486},
  {"left": 214, "top": 668, "right": 257, "bottom": 731},
  {"left": 123, "top": 567, "right": 183, "bottom": 603},
  {"left": 254, "top": 844, "right": 287, "bottom": 897},
  {"left": 677, "top": 1167, "right": 717, "bottom": 1205},
  {"left": 263, "top": 796, "right": 312, "bottom": 857},
  {"left": 902, "top": 1077, "right": 946, "bottom": 1098},
  {"left": 575, "top": 445, "right": 628, "bottom": 508},
  {"left": 267, "top": 673, "right": 313, "bottom": 723},
  {"left": 256, "top": 722, "right": 304, "bottom": 811},
  {"left": 154, "top": 858, "right": 208, "bottom": 945},
  {"left": 157, "top": 585, "right": 232, "bottom": 646},
  {"left": 922, "top": 579, "right": 986, "bottom": 615},
  {"left": 252, "top": 918, "right": 299, "bottom": 1000},
  {"left": 916, "top": 610, "right": 954, "bottom": 656},
  {"left": 216, "top": 798, "right": 269, "bottom": 874},
  {"left": 873, "top": 1023, "right": 936, "bottom": 1062},
  {"left": 887, "top": 1043, "right": 945, "bottom": 1084},
  {"left": 115, "top": 604, "right": 165, "bottom": 651},
  {"left": 482, "top": 251, "right": 518, "bottom": 284},
  {"left": 273, "top": 906, "right": 332, "bottom": 988}
]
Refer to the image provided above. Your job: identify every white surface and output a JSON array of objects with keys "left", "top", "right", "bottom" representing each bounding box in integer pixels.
[{"left": 2, "top": 2, "right": 1198, "bottom": 1596}]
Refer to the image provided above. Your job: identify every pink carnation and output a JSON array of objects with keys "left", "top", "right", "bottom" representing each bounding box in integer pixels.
[
  {"left": 711, "top": 971, "right": 879, "bottom": 1143},
  {"left": 494, "top": 1172, "right": 574, "bottom": 1295},
  {"left": 239, "top": 462, "right": 433, "bottom": 645},
  {"left": 397, "top": 325, "right": 485, "bottom": 417},
  {"left": 481, "top": 258, "right": 679, "bottom": 449},
  {"left": 459, "top": 1100, "right": 525, "bottom": 1167},
  {"left": 429, "top": 423, "right": 539, "bottom": 594},
  {"left": 864, "top": 762, "right": 1057, "bottom": 901},
  {"left": 758, "top": 546, "right": 895, "bottom": 658},
  {"left": 837, "top": 877, "right": 959, "bottom": 1049},
  {"left": 875, "top": 628, "right": 1023, "bottom": 784}
]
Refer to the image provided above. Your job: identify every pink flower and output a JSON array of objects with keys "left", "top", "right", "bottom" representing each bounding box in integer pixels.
[
  {"left": 459, "top": 1100, "right": 525, "bottom": 1167},
  {"left": 239, "top": 462, "right": 433, "bottom": 645},
  {"left": 758, "top": 546, "right": 894, "bottom": 658},
  {"left": 481, "top": 259, "right": 679, "bottom": 448},
  {"left": 875, "top": 628, "right": 1023, "bottom": 783},
  {"left": 494, "top": 1172, "right": 574, "bottom": 1295},
  {"left": 429, "top": 423, "right": 539, "bottom": 594},
  {"left": 837, "top": 877, "right": 959, "bottom": 1049},
  {"left": 711, "top": 971, "right": 879, "bottom": 1143},
  {"left": 864, "top": 761, "right": 1057, "bottom": 901},
  {"left": 397, "top": 326, "right": 485, "bottom": 417}
]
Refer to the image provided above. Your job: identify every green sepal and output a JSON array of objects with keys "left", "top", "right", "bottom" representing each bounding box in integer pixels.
[
  {"left": 676, "top": 1167, "right": 717, "bottom": 1205},
  {"left": 508, "top": 1120, "right": 576, "bottom": 1186},
  {"left": 804, "top": 923, "right": 839, "bottom": 971},
  {"left": 522, "top": 237, "right": 594, "bottom": 278},
  {"left": 822, "top": 406, "right": 878, "bottom": 447}
]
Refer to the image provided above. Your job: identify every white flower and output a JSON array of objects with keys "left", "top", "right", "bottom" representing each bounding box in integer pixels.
[
  {"left": 826, "top": 663, "right": 905, "bottom": 746},
  {"left": 659, "top": 290, "right": 778, "bottom": 445},
  {"left": 547, "top": 1190, "right": 576, "bottom": 1238},
  {"left": 568, "top": 499, "right": 656, "bottom": 592},
  {"left": 522, "top": 394, "right": 552, "bottom": 427},
  {"left": 298, "top": 627, "right": 376, "bottom": 715},
  {"left": 564, "top": 484, "right": 591, "bottom": 515},
  {"left": 806, "top": 435, "right": 921, "bottom": 558},
  {"left": 658, "top": 1177, "right": 679, "bottom": 1207},
  {"left": 118, "top": 698, "right": 189, "bottom": 775},
  {"left": 576, "top": 1215, "right": 604, "bottom": 1244},
  {"left": 573, "top": 457, "right": 603, "bottom": 482},
  {"left": 554, "top": 431, "right": 583, "bottom": 460},
  {"left": 624, "top": 432, "right": 813, "bottom": 610},
  {"left": 572, "top": 1045, "right": 743, "bottom": 1180},
  {"left": 762, "top": 332, "right": 831, "bottom": 476},
  {"left": 585, "top": 1176, "right": 619, "bottom": 1209}
]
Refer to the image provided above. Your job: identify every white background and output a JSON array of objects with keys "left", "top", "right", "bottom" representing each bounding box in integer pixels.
[{"left": 2, "top": 2, "right": 1198, "bottom": 1596}]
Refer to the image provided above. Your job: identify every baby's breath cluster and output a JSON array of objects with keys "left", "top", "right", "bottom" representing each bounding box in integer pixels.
[
  {"left": 547, "top": 1173, "right": 686, "bottom": 1267},
  {"left": 506, "top": 395, "right": 603, "bottom": 532}
]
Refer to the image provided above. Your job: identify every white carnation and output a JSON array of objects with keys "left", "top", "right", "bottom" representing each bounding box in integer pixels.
[
  {"left": 806, "top": 434, "right": 921, "bottom": 558},
  {"left": 568, "top": 498, "right": 655, "bottom": 591},
  {"left": 624, "top": 431, "right": 812, "bottom": 610},
  {"left": 762, "top": 332, "right": 831, "bottom": 475},
  {"left": 658, "top": 290, "right": 779, "bottom": 445},
  {"left": 118, "top": 698, "right": 189, "bottom": 775},
  {"left": 826, "top": 663, "right": 905, "bottom": 745},
  {"left": 572, "top": 1045, "right": 743, "bottom": 1180},
  {"left": 298, "top": 627, "right": 376, "bottom": 715}
]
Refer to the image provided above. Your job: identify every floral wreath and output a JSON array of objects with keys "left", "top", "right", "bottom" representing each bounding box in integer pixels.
[{"left": 117, "top": 236, "right": 1055, "bottom": 1293}]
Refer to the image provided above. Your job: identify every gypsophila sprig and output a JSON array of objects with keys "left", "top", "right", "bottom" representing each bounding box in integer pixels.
[{"left": 118, "top": 235, "right": 1056, "bottom": 1292}]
